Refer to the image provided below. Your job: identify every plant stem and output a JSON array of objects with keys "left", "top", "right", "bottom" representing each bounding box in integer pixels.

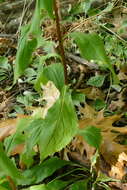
[
  {"left": 53, "top": 0, "right": 68, "bottom": 84},
  {"left": 6, "top": 176, "right": 17, "bottom": 190}
]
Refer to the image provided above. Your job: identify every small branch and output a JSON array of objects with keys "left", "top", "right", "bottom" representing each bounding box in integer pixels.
[
  {"left": 0, "top": 34, "right": 16, "bottom": 38},
  {"left": 66, "top": 52, "right": 99, "bottom": 70},
  {"left": 6, "top": 176, "right": 17, "bottom": 190},
  {"left": 53, "top": 0, "right": 68, "bottom": 84},
  {"left": 0, "top": 0, "right": 33, "bottom": 11},
  {"left": 100, "top": 24, "right": 127, "bottom": 43}
]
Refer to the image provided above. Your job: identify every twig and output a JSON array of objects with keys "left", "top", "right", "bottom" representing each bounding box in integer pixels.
[
  {"left": 53, "top": 0, "right": 68, "bottom": 84},
  {"left": 74, "top": 65, "right": 85, "bottom": 89},
  {"left": 0, "top": 0, "right": 30, "bottom": 11},
  {"left": 100, "top": 24, "right": 127, "bottom": 44},
  {"left": 66, "top": 52, "right": 99, "bottom": 70},
  {"left": 0, "top": 34, "right": 16, "bottom": 38}
]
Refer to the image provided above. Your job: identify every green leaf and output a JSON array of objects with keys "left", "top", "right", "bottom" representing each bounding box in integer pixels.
[
  {"left": 96, "top": 172, "right": 119, "bottom": 183},
  {"left": 71, "top": 32, "right": 108, "bottom": 63},
  {"left": 47, "top": 179, "right": 70, "bottom": 190},
  {"left": 0, "top": 142, "right": 22, "bottom": 183},
  {"left": 70, "top": 180, "right": 88, "bottom": 190},
  {"left": 91, "top": 150, "right": 99, "bottom": 172},
  {"left": 4, "top": 118, "right": 32, "bottom": 156},
  {"left": 71, "top": 32, "right": 119, "bottom": 84},
  {"left": 79, "top": 126, "right": 102, "bottom": 149},
  {"left": 93, "top": 99, "right": 106, "bottom": 111},
  {"left": 99, "top": 183, "right": 111, "bottom": 190},
  {"left": 30, "top": 0, "right": 42, "bottom": 37},
  {"left": 0, "top": 178, "right": 12, "bottom": 190},
  {"left": 0, "top": 186, "right": 8, "bottom": 190},
  {"left": 87, "top": 75, "right": 105, "bottom": 87},
  {"left": 111, "top": 84, "right": 122, "bottom": 92},
  {"left": 22, "top": 179, "right": 70, "bottom": 190},
  {"left": 22, "top": 184, "right": 48, "bottom": 190},
  {"left": 0, "top": 56, "right": 9, "bottom": 70},
  {"left": 22, "top": 157, "right": 71, "bottom": 185},
  {"left": 14, "top": 27, "right": 37, "bottom": 83},
  {"left": 39, "top": 86, "right": 78, "bottom": 160},
  {"left": 41, "top": 0, "right": 54, "bottom": 18},
  {"left": 34, "top": 63, "right": 64, "bottom": 92},
  {"left": 72, "top": 91, "right": 85, "bottom": 105},
  {"left": 14, "top": 0, "right": 43, "bottom": 83}
]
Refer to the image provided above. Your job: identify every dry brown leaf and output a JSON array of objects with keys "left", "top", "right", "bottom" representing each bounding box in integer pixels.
[
  {"left": 72, "top": 104, "right": 127, "bottom": 180},
  {"left": 10, "top": 144, "right": 25, "bottom": 156},
  {"left": 79, "top": 103, "right": 97, "bottom": 119},
  {"left": 109, "top": 181, "right": 127, "bottom": 190},
  {"left": 118, "top": 72, "right": 127, "bottom": 81},
  {"left": 41, "top": 81, "right": 60, "bottom": 118},
  {"left": 80, "top": 87, "right": 105, "bottom": 100},
  {"left": 109, "top": 152, "right": 127, "bottom": 180},
  {"left": 0, "top": 118, "right": 19, "bottom": 141},
  {"left": 0, "top": 115, "right": 29, "bottom": 141}
]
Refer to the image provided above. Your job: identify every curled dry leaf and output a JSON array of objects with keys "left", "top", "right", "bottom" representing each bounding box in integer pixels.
[
  {"left": 109, "top": 152, "right": 127, "bottom": 180},
  {"left": 72, "top": 104, "right": 127, "bottom": 180},
  {"left": 109, "top": 87, "right": 127, "bottom": 112},
  {"left": 41, "top": 81, "right": 60, "bottom": 118},
  {"left": 80, "top": 87, "right": 105, "bottom": 100},
  {"left": 0, "top": 119, "right": 17, "bottom": 141},
  {"left": 70, "top": 135, "right": 95, "bottom": 166}
]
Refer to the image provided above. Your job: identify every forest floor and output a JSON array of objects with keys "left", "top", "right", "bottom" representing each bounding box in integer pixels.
[{"left": 0, "top": 0, "right": 127, "bottom": 190}]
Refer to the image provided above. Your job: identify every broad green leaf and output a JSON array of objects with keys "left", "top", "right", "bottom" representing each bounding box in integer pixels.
[
  {"left": 0, "top": 143, "right": 22, "bottom": 183},
  {"left": 39, "top": 86, "right": 78, "bottom": 160},
  {"left": 71, "top": 32, "right": 109, "bottom": 63},
  {"left": 14, "top": 29, "right": 37, "bottom": 83},
  {"left": 79, "top": 126, "right": 102, "bottom": 149},
  {"left": 14, "top": 0, "right": 43, "bottom": 83},
  {"left": 71, "top": 32, "right": 119, "bottom": 84},
  {"left": 70, "top": 180, "right": 88, "bottom": 190},
  {"left": 41, "top": 0, "right": 54, "bottom": 18},
  {"left": 87, "top": 75, "right": 105, "bottom": 87},
  {"left": 22, "top": 157, "right": 70, "bottom": 185},
  {"left": 20, "top": 119, "right": 46, "bottom": 168},
  {"left": 34, "top": 63, "right": 64, "bottom": 92},
  {"left": 29, "top": 0, "right": 42, "bottom": 37}
]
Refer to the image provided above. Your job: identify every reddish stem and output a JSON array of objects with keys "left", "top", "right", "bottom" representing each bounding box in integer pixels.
[
  {"left": 6, "top": 176, "right": 17, "bottom": 190},
  {"left": 53, "top": 0, "right": 68, "bottom": 84}
]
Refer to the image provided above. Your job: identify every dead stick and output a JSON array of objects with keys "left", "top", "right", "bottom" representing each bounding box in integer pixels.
[{"left": 53, "top": 0, "right": 68, "bottom": 84}]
